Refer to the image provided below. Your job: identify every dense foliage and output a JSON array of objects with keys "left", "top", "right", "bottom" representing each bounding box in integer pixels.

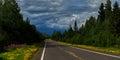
[
  {"left": 0, "top": 0, "right": 44, "bottom": 52},
  {"left": 52, "top": 0, "right": 120, "bottom": 48}
]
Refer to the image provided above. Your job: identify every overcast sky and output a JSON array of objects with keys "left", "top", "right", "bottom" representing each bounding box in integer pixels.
[{"left": 16, "top": 0, "right": 120, "bottom": 35}]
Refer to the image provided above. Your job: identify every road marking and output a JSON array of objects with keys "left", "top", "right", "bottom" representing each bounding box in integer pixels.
[
  {"left": 57, "top": 46, "right": 84, "bottom": 60},
  {"left": 57, "top": 46, "right": 63, "bottom": 50},
  {"left": 64, "top": 50, "right": 84, "bottom": 60},
  {"left": 40, "top": 40, "right": 46, "bottom": 60},
  {"left": 71, "top": 47, "right": 120, "bottom": 59}
]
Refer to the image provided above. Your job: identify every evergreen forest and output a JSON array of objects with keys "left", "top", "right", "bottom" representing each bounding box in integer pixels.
[{"left": 52, "top": 0, "right": 120, "bottom": 48}]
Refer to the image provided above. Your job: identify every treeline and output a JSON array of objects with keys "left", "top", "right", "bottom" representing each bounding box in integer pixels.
[
  {"left": 51, "top": 0, "right": 120, "bottom": 48},
  {"left": 0, "top": 0, "right": 45, "bottom": 52}
]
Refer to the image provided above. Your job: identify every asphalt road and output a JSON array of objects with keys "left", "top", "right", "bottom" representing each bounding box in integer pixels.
[{"left": 34, "top": 39, "right": 120, "bottom": 60}]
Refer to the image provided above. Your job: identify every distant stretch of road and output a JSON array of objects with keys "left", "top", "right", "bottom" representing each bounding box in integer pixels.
[{"left": 33, "top": 39, "right": 120, "bottom": 60}]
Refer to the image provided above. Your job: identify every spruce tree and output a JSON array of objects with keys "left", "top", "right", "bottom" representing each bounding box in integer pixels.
[
  {"left": 105, "top": 0, "right": 112, "bottom": 19},
  {"left": 74, "top": 20, "right": 78, "bottom": 31},
  {"left": 98, "top": 3, "right": 105, "bottom": 23},
  {"left": 111, "top": 1, "right": 120, "bottom": 36},
  {"left": 68, "top": 25, "right": 74, "bottom": 37},
  {"left": 68, "top": 25, "right": 73, "bottom": 32}
]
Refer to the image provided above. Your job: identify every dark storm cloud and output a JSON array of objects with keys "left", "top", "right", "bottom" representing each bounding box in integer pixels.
[{"left": 16, "top": 0, "right": 120, "bottom": 35}]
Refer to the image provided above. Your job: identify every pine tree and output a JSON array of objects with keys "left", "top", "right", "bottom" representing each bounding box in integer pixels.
[
  {"left": 68, "top": 25, "right": 73, "bottom": 32},
  {"left": 104, "top": 0, "right": 112, "bottom": 36},
  {"left": 105, "top": 0, "right": 112, "bottom": 19},
  {"left": 74, "top": 20, "right": 78, "bottom": 31},
  {"left": 79, "top": 24, "right": 84, "bottom": 34},
  {"left": 98, "top": 3, "right": 105, "bottom": 23},
  {"left": 112, "top": 1, "right": 120, "bottom": 36},
  {"left": 67, "top": 25, "right": 74, "bottom": 37}
]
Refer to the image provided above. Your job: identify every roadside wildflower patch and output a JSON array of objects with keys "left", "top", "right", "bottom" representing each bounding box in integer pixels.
[{"left": 0, "top": 45, "right": 39, "bottom": 60}]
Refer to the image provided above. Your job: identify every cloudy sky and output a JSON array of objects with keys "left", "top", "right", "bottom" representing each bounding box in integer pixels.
[{"left": 16, "top": 0, "right": 120, "bottom": 35}]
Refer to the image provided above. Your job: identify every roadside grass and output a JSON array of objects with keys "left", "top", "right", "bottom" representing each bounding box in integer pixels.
[
  {"left": 57, "top": 41, "right": 120, "bottom": 56},
  {"left": 0, "top": 45, "right": 38, "bottom": 60},
  {"left": 0, "top": 41, "right": 45, "bottom": 60}
]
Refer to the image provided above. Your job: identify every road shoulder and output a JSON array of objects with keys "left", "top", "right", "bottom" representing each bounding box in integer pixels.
[
  {"left": 54, "top": 40, "right": 120, "bottom": 57},
  {"left": 31, "top": 48, "right": 43, "bottom": 60}
]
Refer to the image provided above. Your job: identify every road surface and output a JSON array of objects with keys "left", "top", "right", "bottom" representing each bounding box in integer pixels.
[{"left": 33, "top": 39, "right": 120, "bottom": 60}]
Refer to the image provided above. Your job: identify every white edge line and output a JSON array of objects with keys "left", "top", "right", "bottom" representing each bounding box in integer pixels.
[
  {"left": 40, "top": 40, "right": 46, "bottom": 60},
  {"left": 71, "top": 47, "right": 120, "bottom": 59}
]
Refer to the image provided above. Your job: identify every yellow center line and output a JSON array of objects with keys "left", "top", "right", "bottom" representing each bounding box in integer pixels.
[
  {"left": 57, "top": 46, "right": 64, "bottom": 50},
  {"left": 64, "top": 50, "right": 85, "bottom": 60},
  {"left": 57, "top": 46, "right": 85, "bottom": 60}
]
